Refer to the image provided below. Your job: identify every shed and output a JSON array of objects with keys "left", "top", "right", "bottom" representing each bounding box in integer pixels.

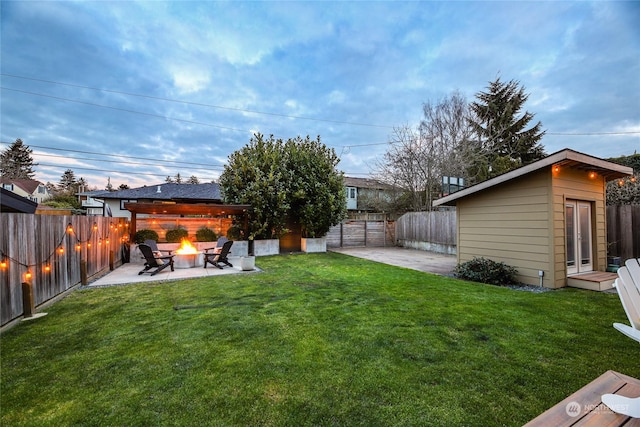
[{"left": 433, "top": 149, "right": 632, "bottom": 289}]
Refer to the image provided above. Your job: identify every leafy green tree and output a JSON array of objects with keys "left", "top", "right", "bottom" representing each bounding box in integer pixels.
[
  {"left": 606, "top": 175, "right": 640, "bottom": 205},
  {"left": 605, "top": 153, "right": 639, "bottom": 206},
  {"left": 118, "top": 183, "right": 130, "bottom": 190},
  {"left": 220, "top": 134, "right": 289, "bottom": 239},
  {"left": 284, "top": 136, "right": 347, "bottom": 237},
  {"left": 220, "top": 133, "right": 346, "bottom": 239},
  {"left": 608, "top": 153, "right": 640, "bottom": 173},
  {"left": 0, "top": 138, "right": 38, "bottom": 179},
  {"left": 41, "top": 194, "right": 82, "bottom": 210},
  {"left": 469, "top": 78, "right": 546, "bottom": 180}
]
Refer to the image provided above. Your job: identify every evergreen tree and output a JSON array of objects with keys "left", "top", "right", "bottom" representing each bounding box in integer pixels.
[
  {"left": 0, "top": 138, "right": 38, "bottom": 179},
  {"left": 469, "top": 78, "right": 546, "bottom": 178},
  {"left": 187, "top": 175, "right": 200, "bottom": 184},
  {"left": 58, "top": 169, "right": 78, "bottom": 194}
]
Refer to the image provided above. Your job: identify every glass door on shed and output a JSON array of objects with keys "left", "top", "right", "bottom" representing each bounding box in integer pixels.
[{"left": 565, "top": 200, "right": 593, "bottom": 275}]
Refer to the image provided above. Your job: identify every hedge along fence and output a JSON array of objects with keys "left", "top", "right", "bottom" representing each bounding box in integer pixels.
[
  {"left": 136, "top": 217, "right": 234, "bottom": 242},
  {"left": 0, "top": 214, "right": 129, "bottom": 326}
]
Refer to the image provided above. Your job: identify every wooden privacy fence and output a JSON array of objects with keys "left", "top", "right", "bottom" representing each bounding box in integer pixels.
[
  {"left": 607, "top": 205, "right": 640, "bottom": 261},
  {"left": 137, "top": 217, "right": 233, "bottom": 242},
  {"left": 326, "top": 220, "right": 395, "bottom": 248},
  {"left": 395, "top": 210, "right": 457, "bottom": 255},
  {"left": 1, "top": 214, "right": 129, "bottom": 326}
]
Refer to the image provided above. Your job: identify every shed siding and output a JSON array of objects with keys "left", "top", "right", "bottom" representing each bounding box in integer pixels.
[
  {"left": 458, "top": 169, "right": 552, "bottom": 286},
  {"left": 551, "top": 167, "right": 607, "bottom": 287}
]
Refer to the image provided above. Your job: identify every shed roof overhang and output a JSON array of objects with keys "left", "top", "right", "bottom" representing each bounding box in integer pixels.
[
  {"left": 0, "top": 188, "right": 38, "bottom": 213},
  {"left": 124, "top": 202, "right": 251, "bottom": 216},
  {"left": 433, "top": 148, "right": 633, "bottom": 207}
]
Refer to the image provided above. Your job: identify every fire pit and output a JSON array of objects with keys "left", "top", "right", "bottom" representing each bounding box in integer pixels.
[{"left": 173, "top": 239, "right": 204, "bottom": 269}]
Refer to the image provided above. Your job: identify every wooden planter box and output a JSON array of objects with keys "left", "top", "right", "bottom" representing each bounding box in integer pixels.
[{"left": 301, "top": 237, "right": 327, "bottom": 253}]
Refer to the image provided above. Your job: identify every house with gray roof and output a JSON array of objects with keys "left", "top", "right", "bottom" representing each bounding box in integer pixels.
[{"left": 92, "top": 182, "right": 223, "bottom": 218}]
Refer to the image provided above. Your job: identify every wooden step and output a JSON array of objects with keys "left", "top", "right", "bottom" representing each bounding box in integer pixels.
[{"left": 567, "top": 271, "right": 618, "bottom": 291}]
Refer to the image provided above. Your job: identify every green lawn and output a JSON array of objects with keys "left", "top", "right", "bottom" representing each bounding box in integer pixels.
[{"left": 1, "top": 252, "right": 638, "bottom": 426}]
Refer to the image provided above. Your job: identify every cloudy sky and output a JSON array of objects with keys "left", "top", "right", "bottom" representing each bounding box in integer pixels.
[{"left": 1, "top": 1, "right": 638, "bottom": 189}]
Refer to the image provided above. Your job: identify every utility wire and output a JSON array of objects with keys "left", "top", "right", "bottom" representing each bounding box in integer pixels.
[
  {"left": 0, "top": 142, "right": 226, "bottom": 168},
  {"left": 3, "top": 74, "right": 638, "bottom": 137},
  {"left": 1, "top": 73, "right": 395, "bottom": 129},
  {"left": 35, "top": 152, "right": 225, "bottom": 172},
  {"left": 37, "top": 163, "right": 216, "bottom": 181},
  {"left": 1, "top": 87, "right": 251, "bottom": 133}
]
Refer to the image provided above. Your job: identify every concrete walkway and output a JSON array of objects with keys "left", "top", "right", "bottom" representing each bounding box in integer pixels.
[{"left": 330, "top": 246, "right": 457, "bottom": 276}]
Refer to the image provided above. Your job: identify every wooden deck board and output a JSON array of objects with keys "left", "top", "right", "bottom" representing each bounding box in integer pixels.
[
  {"left": 567, "top": 271, "right": 618, "bottom": 291},
  {"left": 524, "top": 371, "right": 640, "bottom": 427}
]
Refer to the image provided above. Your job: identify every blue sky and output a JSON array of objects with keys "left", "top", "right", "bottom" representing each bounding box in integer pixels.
[{"left": 1, "top": 1, "right": 638, "bottom": 189}]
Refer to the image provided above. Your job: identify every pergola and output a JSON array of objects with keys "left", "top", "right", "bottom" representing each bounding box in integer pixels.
[{"left": 123, "top": 202, "right": 252, "bottom": 238}]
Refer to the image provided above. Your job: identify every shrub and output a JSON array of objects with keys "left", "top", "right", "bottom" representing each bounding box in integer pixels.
[
  {"left": 454, "top": 257, "right": 518, "bottom": 286},
  {"left": 226, "top": 224, "right": 243, "bottom": 241},
  {"left": 134, "top": 229, "right": 159, "bottom": 244},
  {"left": 165, "top": 227, "right": 188, "bottom": 243},
  {"left": 195, "top": 227, "right": 217, "bottom": 242}
]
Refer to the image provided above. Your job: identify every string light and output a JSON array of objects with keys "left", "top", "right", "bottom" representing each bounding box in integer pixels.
[
  {"left": 0, "top": 219, "right": 130, "bottom": 281},
  {"left": 589, "top": 171, "right": 597, "bottom": 179}
]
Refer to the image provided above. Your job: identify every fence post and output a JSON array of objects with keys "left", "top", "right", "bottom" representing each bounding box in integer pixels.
[
  {"left": 109, "top": 250, "right": 115, "bottom": 271},
  {"left": 21, "top": 275, "right": 47, "bottom": 321},
  {"left": 22, "top": 280, "right": 34, "bottom": 318},
  {"left": 81, "top": 260, "right": 88, "bottom": 286}
]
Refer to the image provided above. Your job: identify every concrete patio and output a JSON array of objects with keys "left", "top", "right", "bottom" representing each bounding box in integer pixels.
[
  {"left": 87, "top": 247, "right": 456, "bottom": 288},
  {"left": 88, "top": 255, "right": 258, "bottom": 287}
]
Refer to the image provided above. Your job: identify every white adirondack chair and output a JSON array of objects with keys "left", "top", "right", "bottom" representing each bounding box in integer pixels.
[
  {"left": 602, "top": 258, "right": 640, "bottom": 418},
  {"left": 612, "top": 258, "right": 640, "bottom": 343}
]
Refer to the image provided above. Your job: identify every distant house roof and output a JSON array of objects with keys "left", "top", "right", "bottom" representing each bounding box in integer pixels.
[
  {"left": 433, "top": 148, "right": 633, "bottom": 207},
  {"left": 0, "top": 178, "right": 44, "bottom": 194},
  {"left": 345, "top": 177, "right": 395, "bottom": 190},
  {"left": 0, "top": 187, "right": 38, "bottom": 213},
  {"left": 93, "top": 182, "right": 222, "bottom": 203}
]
